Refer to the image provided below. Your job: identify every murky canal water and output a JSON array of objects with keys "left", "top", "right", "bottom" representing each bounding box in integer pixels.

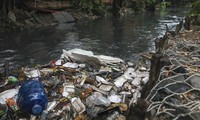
[{"left": 0, "top": 7, "right": 188, "bottom": 68}]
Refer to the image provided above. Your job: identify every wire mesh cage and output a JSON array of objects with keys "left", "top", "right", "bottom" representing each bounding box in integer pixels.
[{"left": 146, "top": 32, "right": 200, "bottom": 120}]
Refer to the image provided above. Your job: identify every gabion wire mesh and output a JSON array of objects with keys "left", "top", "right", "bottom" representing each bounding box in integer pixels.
[{"left": 146, "top": 32, "right": 200, "bottom": 120}]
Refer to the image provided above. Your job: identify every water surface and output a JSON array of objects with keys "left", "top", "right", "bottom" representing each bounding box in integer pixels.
[{"left": 0, "top": 7, "right": 188, "bottom": 68}]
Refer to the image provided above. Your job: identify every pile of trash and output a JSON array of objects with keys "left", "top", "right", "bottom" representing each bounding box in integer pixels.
[
  {"left": 0, "top": 48, "right": 150, "bottom": 120},
  {"left": 146, "top": 31, "right": 200, "bottom": 119}
]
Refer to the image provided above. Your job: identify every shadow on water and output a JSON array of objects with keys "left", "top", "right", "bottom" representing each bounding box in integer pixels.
[{"left": 0, "top": 7, "right": 188, "bottom": 68}]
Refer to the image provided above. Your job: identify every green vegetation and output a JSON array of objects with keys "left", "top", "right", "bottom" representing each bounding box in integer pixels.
[
  {"left": 189, "top": 0, "right": 200, "bottom": 25},
  {"left": 132, "top": 0, "right": 157, "bottom": 11},
  {"left": 131, "top": 0, "right": 159, "bottom": 11},
  {"left": 144, "top": 0, "right": 158, "bottom": 11},
  {"left": 190, "top": 0, "right": 200, "bottom": 15},
  {"left": 72, "top": 0, "right": 106, "bottom": 15},
  {"left": 132, "top": 0, "right": 145, "bottom": 11},
  {"left": 71, "top": 0, "right": 159, "bottom": 15},
  {"left": 159, "top": 1, "right": 171, "bottom": 7}
]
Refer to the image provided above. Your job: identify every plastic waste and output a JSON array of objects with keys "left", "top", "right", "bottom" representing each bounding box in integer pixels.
[
  {"left": 120, "top": 92, "right": 131, "bottom": 103},
  {"left": 131, "top": 77, "right": 141, "bottom": 86},
  {"left": 61, "top": 49, "right": 124, "bottom": 66},
  {"left": 86, "top": 106, "right": 101, "bottom": 117},
  {"left": 40, "top": 110, "right": 48, "bottom": 120},
  {"left": 106, "top": 111, "right": 119, "bottom": 120},
  {"left": 96, "top": 76, "right": 112, "bottom": 85},
  {"left": 50, "top": 60, "right": 57, "bottom": 67},
  {"left": 99, "top": 67, "right": 112, "bottom": 73},
  {"left": 0, "top": 89, "right": 18, "bottom": 104},
  {"left": 114, "top": 68, "right": 137, "bottom": 87},
  {"left": 123, "top": 68, "right": 136, "bottom": 80},
  {"left": 62, "top": 83, "right": 75, "bottom": 97},
  {"left": 47, "top": 101, "right": 57, "bottom": 111},
  {"left": 117, "top": 114, "right": 126, "bottom": 120},
  {"left": 99, "top": 84, "right": 113, "bottom": 92},
  {"left": 141, "top": 76, "right": 149, "bottom": 85},
  {"left": 62, "top": 62, "right": 79, "bottom": 69},
  {"left": 86, "top": 94, "right": 111, "bottom": 107},
  {"left": 0, "top": 80, "right": 8, "bottom": 88},
  {"left": 6, "top": 98, "right": 17, "bottom": 111},
  {"left": 0, "top": 48, "right": 151, "bottom": 119},
  {"left": 108, "top": 95, "right": 121, "bottom": 103},
  {"left": 23, "top": 68, "right": 41, "bottom": 78},
  {"left": 79, "top": 87, "right": 93, "bottom": 99},
  {"left": 61, "top": 49, "right": 102, "bottom": 66},
  {"left": 17, "top": 80, "right": 48, "bottom": 115},
  {"left": 96, "top": 55, "right": 124, "bottom": 64},
  {"left": 8, "top": 76, "right": 18, "bottom": 83},
  {"left": 91, "top": 85, "right": 108, "bottom": 95},
  {"left": 40, "top": 101, "right": 58, "bottom": 120},
  {"left": 40, "top": 68, "right": 55, "bottom": 75},
  {"left": 71, "top": 97, "right": 86, "bottom": 115},
  {"left": 114, "top": 76, "right": 127, "bottom": 87},
  {"left": 55, "top": 60, "right": 63, "bottom": 66}
]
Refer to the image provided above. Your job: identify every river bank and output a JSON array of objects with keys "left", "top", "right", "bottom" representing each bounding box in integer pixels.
[
  {"left": 0, "top": 7, "right": 102, "bottom": 33},
  {"left": 0, "top": 0, "right": 136, "bottom": 33},
  {"left": 1, "top": 0, "right": 196, "bottom": 33},
  {"left": 141, "top": 21, "right": 200, "bottom": 119}
]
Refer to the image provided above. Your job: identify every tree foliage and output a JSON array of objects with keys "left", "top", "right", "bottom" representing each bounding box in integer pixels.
[
  {"left": 72, "top": 0, "right": 106, "bottom": 15},
  {"left": 144, "top": 0, "right": 158, "bottom": 11},
  {"left": 190, "top": 0, "right": 200, "bottom": 14},
  {"left": 131, "top": 0, "right": 158, "bottom": 11}
]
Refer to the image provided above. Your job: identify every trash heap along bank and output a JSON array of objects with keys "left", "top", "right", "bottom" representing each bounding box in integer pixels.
[{"left": 0, "top": 48, "right": 150, "bottom": 120}]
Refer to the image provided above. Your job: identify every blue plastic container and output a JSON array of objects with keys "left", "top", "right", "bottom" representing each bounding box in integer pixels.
[{"left": 17, "top": 80, "right": 48, "bottom": 115}]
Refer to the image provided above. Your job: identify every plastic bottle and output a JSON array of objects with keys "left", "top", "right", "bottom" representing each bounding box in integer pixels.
[
  {"left": 40, "top": 110, "right": 48, "bottom": 120},
  {"left": 106, "top": 111, "right": 119, "bottom": 120},
  {"left": 17, "top": 80, "right": 48, "bottom": 115},
  {"left": 40, "top": 101, "right": 57, "bottom": 120}
]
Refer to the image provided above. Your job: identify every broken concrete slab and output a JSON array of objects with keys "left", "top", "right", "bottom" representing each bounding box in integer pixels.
[{"left": 52, "top": 11, "right": 75, "bottom": 23}]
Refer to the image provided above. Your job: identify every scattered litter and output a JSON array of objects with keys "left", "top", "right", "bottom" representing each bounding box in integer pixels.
[
  {"left": 108, "top": 95, "right": 121, "bottom": 103},
  {"left": 0, "top": 89, "right": 18, "bottom": 104},
  {"left": 0, "top": 48, "right": 150, "bottom": 119}
]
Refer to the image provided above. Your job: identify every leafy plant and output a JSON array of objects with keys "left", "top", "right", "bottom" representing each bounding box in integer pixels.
[
  {"left": 131, "top": 0, "right": 158, "bottom": 11},
  {"left": 72, "top": 0, "right": 106, "bottom": 15},
  {"left": 190, "top": 0, "right": 200, "bottom": 14},
  {"left": 144, "top": 0, "right": 158, "bottom": 11}
]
